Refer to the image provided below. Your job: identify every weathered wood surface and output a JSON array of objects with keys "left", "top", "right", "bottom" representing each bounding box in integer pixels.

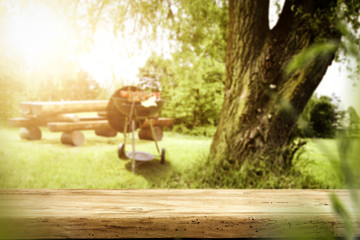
[
  {"left": 79, "top": 116, "right": 107, "bottom": 121},
  {"left": 141, "top": 118, "right": 174, "bottom": 128},
  {"left": 19, "top": 100, "right": 108, "bottom": 117},
  {"left": 0, "top": 189, "right": 358, "bottom": 239},
  {"left": 48, "top": 120, "right": 112, "bottom": 132},
  {"left": 97, "top": 111, "right": 107, "bottom": 117},
  {"left": 8, "top": 114, "right": 80, "bottom": 127}
]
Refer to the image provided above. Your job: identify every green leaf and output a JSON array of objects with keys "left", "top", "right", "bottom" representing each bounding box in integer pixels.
[
  {"left": 330, "top": 193, "right": 354, "bottom": 240},
  {"left": 286, "top": 42, "right": 338, "bottom": 74}
]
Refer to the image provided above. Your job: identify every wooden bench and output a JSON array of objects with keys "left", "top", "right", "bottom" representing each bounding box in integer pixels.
[
  {"left": 0, "top": 189, "right": 358, "bottom": 239},
  {"left": 8, "top": 100, "right": 173, "bottom": 146}
]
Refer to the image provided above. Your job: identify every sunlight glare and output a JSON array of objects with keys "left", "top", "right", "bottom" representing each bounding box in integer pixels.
[
  {"left": 78, "top": 25, "right": 152, "bottom": 88},
  {"left": 6, "top": 4, "right": 67, "bottom": 69},
  {"left": 2, "top": 1, "right": 170, "bottom": 91}
]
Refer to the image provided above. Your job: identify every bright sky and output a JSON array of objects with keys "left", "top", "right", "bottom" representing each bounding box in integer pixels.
[
  {"left": 77, "top": 27, "right": 150, "bottom": 89},
  {"left": 316, "top": 61, "right": 360, "bottom": 111},
  {"left": 1, "top": 1, "right": 153, "bottom": 90}
]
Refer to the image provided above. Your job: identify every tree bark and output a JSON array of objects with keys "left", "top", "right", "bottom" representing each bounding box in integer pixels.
[{"left": 210, "top": 0, "right": 340, "bottom": 166}]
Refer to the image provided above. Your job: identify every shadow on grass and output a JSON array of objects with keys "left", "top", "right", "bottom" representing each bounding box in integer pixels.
[{"left": 124, "top": 159, "right": 173, "bottom": 184}]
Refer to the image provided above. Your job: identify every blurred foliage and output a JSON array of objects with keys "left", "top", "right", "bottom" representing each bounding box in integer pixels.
[
  {"left": 106, "top": 0, "right": 228, "bottom": 60},
  {"left": 286, "top": 42, "right": 338, "bottom": 75},
  {"left": 309, "top": 96, "right": 338, "bottom": 138},
  {"left": 138, "top": 53, "right": 224, "bottom": 130},
  {"left": 347, "top": 106, "right": 360, "bottom": 133},
  {"left": 295, "top": 95, "right": 346, "bottom": 138},
  {"left": 81, "top": 0, "right": 229, "bottom": 132},
  {"left": 0, "top": 0, "right": 108, "bottom": 121},
  {"left": 0, "top": 52, "right": 107, "bottom": 120},
  {"left": 287, "top": 1, "right": 360, "bottom": 79},
  {"left": 0, "top": 0, "right": 228, "bottom": 127},
  {"left": 119, "top": 0, "right": 228, "bottom": 132}
]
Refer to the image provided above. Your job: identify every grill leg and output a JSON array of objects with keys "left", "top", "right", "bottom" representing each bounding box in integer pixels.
[
  {"left": 148, "top": 119, "right": 160, "bottom": 154},
  {"left": 131, "top": 120, "right": 136, "bottom": 173},
  {"left": 123, "top": 117, "right": 128, "bottom": 144}
]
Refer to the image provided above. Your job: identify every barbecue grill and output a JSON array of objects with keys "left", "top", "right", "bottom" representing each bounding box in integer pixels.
[{"left": 107, "top": 86, "right": 165, "bottom": 173}]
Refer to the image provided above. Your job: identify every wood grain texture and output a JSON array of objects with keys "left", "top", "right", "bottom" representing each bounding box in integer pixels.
[
  {"left": 47, "top": 121, "right": 111, "bottom": 132},
  {"left": 0, "top": 189, "right": 358, "bottom": 239},
  {"left": 8, "top": 114, "right": 79, "bottom": 127},
  {"left": 19, "top": 100, "right": 108, "bottom": 117}
]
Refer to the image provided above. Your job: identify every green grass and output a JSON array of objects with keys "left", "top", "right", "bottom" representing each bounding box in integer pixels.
[
  {"left": 0, "top": 125, "right": 350, "bottom": 189},
  {"left": 0, "top": 126, "right": 211, "bottom": 189},
  {"left": 293, "top": 138, "right": 346, "bottom": 188}
]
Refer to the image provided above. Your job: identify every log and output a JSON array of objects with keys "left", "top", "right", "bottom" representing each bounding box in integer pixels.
[
  {"left": 19, "top": 127, "right": 42, "bottom": 140},
  {"left": 19, "top": 100, "right": 108, "bottom": 117},
  {"left": 48, "top": 120, "right": 112, "bottom": 132},
  {"left": 94, "top": 128, "right": 117, "bottom": 137},
  {"left": 97, "top": 111, "right": 107, "bottom": 117},
  {"left": 141, "top": 118, "right": 174, "bottom": 128},
  {"left": 0, "top": 189, "right": 358, "bottom": 239},
  {"left": 9, "top": 118, "right": 45, "bottom": 128},
  {"left": 138, "top": 126, "right": 163, "bottom": 141},
  {"left": 60, "top": 131, "right": 85, "bottom": 146},
  {"left": 47, "top": 113, "right": 80, "bottom": 122},
  {"left": 8, "top": 114, "right": 79, "bottom": 128},
  {"left": 79, "top": 116, "right": 107, "bottom": 121}
]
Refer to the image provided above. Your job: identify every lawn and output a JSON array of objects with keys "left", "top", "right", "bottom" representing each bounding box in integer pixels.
[
  {"left": 0, "top": 125, "right": 211, "bottom": 189},
  {"left": 0, "top": 125, "right": 349, "bottom": 189}
]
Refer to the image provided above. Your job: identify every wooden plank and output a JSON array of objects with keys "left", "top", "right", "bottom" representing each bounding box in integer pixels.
[
  {"left": 79, "top": 116, "right": 107, "bottom": 121},
  {"left": 0, "top": 189, "right": 358, "bottom": 239},
  {"left": 8, "top": 117, "right": 45, "bottom": 127},
  {"left": 47, "top": 120, "right": 112, "bottom": 132},
  {"left": 97, "top": 111, "right": 107, "bottom": 117},
  {"left": 8, "top": 114, "right": 80, "bottom": 127},
  {"left": 19, "top": 100, "right": 108, "bottom": 117}
]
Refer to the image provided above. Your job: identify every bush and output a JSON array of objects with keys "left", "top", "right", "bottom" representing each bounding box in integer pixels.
[
  {"left": 172, "top": 124, "right": 217, "bottom": 137},
  {"left": 295, "top": 95, "right": 340, "bottom": 138},
  {"left": 310, "top": 99, "right": 337, "bottom": 138}
]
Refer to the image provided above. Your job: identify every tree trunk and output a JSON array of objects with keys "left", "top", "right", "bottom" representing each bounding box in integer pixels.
[{"left": 210, "top": 0, "right": 340, "bottom": 166}]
